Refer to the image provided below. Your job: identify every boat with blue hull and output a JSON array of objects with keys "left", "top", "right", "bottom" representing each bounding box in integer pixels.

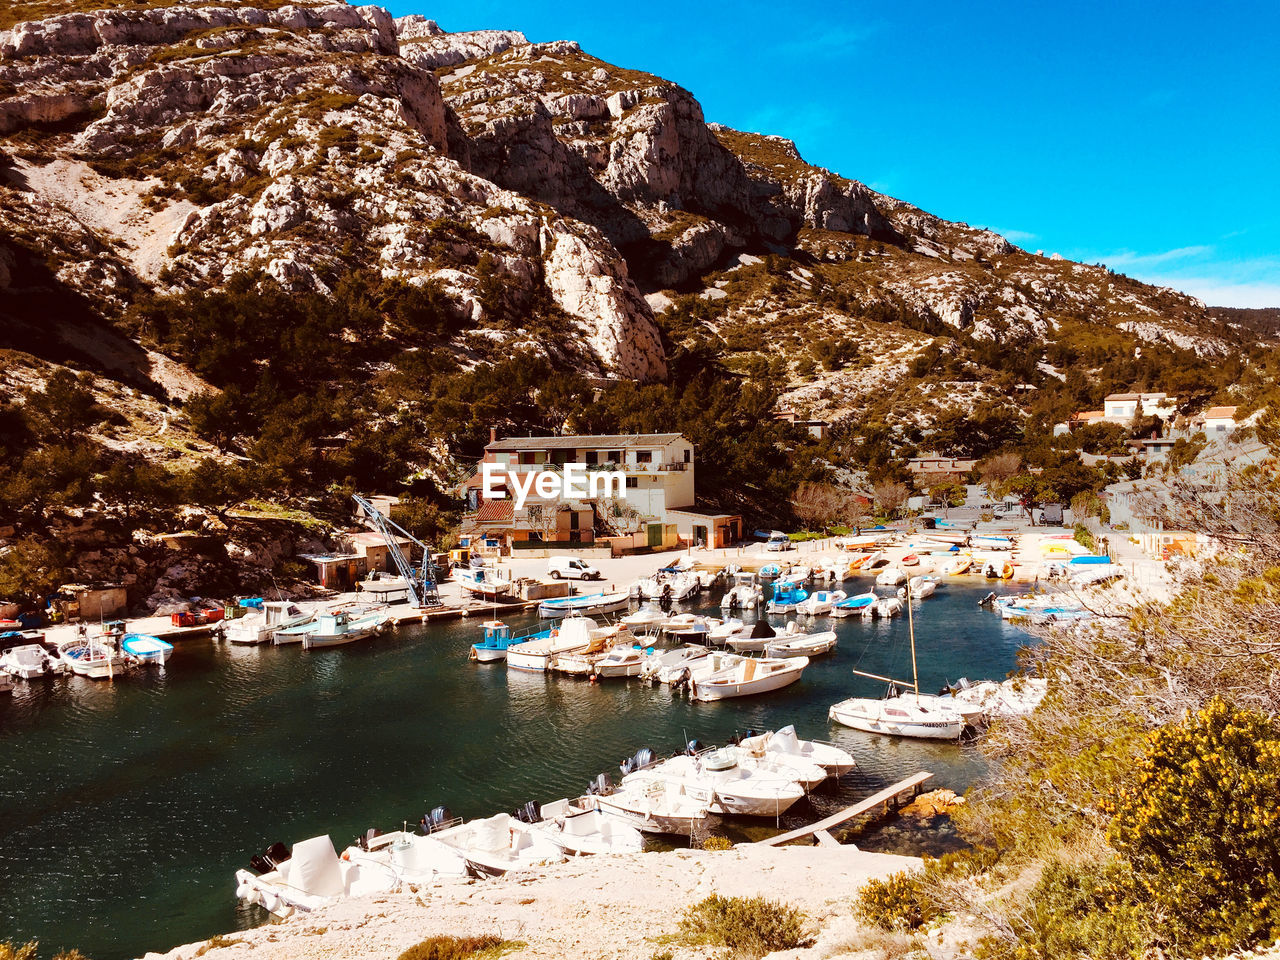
[
  {"left": 121, "top": 634, "right": 173, "bottom": 667},
  {"left": 469, "top": 620, "right": 552, "bottom": 663}
]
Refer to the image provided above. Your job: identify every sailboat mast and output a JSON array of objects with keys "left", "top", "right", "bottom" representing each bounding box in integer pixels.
[{"left": 907, "top": 577, "right": 920, "bottom": 699}]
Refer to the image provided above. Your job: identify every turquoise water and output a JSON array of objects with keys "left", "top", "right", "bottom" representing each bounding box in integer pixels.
[{"left": 0, "top": 581, "right": 1030, "bottom": 960}]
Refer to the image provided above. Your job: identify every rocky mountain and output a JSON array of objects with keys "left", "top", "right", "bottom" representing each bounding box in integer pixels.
[{"left": 0, "top": 0, "right": 1249, "bottom": 407}]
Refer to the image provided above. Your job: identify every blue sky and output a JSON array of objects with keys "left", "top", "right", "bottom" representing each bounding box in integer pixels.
[{"left": 384, "top": 0, "right": 1280, "bottom": 308}]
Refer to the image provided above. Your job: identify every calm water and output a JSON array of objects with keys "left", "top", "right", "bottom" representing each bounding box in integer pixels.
[{"left": 0, "top": 580, "right": 1030, "bottom": 960}]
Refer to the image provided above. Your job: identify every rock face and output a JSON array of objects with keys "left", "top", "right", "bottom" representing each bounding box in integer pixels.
[{"left": 0, "top": 0, "right": 1235, "bottom": 388}]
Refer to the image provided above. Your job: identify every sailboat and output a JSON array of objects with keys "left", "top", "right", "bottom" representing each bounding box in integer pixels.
[{"left": 828, "top": 579, "right": 966, "bottom": 740}]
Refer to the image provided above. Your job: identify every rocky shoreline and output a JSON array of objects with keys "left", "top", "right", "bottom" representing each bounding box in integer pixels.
[{"left": 144, "top": 846, "right": 921, "bottom": 960}]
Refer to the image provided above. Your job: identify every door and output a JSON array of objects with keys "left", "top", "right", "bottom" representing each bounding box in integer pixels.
[
  {"left": 647, "top": 523, "right": 663, "bottom": 548},
  {"left": 694, "top": 525, "right": 708, "bottom": 546}
]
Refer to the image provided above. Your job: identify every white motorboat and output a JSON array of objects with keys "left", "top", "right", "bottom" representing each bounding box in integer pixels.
[
  {"left": 720, "top": 571, "right": 763, "bottom": 611},
  {"left": 229, "top": 601, "right": 311, "bottom": 645},
  {"left": 621, "top": 606, "right": 670, "bottom": 631},
  {"left": 623, "top": 750, "right": 806, "bottom": 817},
  {"left": 949, "top": 677, "right": 1048, "bottom": 719},
  {"left": 120, "top": 633, "right": 173, "bottom": 667},
  {"left": 690, "top": 655, "right": 808, "bottom": 702},
  {"left": 873, "top": 596, "right": 904, "bottom": 618},
  {"left": 725, "top": 737, "right": 828, "bottom": 790},
  {"left": 706, "top": 617, "right": 748, "bottom": 644},
  {"left": 456, "top": 558, "right": 514, "bottom": 599},
  {"left": 302, "top": 608, "right": 391, "bottom": 650},
  {"left": 766, "top": 582, "right": 808, "bottom": 614},
  {"left": 1, "top": 642, "right": 66, "bottom": 678},
  {"left": 663, "top": 614, "right": 712, "bottom": 640},
  {"left": 972, "top": 535, "right": 1015, "bottom": 551},
  {"left": 591, "top": 645, "right": 651, "bottom": 678},
  {"left": 58, "top": 638, "right": 128, "bottom": 679},
  {"left": 579, "top": 774, "right": 710, "bottom": 836},
  {"left": 875, "top": 567, "right": 907, "bottom": 587},
  {"left": 725, "top": 619, "right": 781, "bottom": 653},
  {"left": 633, "top": 570, "right": 700, "bottom": 601},
  {"left": 818, "top": 557, "right": 852, "bottom": 581},
  {"left": 532, "top": 799, "right": 645, "bottom": 855},
  {"left": 507, "top": 616, "right": 602, "bottom": 673},
  {"left": 863, "top": 550, "right": 888, "bottom": 569},
  {"left": 427, "top": 813, "right": 564, "bottom": 877},
  {"left": 340, "top": 830, "right": 469, "bottom": 886},
  {"left": 537, "top": 591, "right": 630, "bottom": 617},
  {"left": 743, "top": 725, "right": 856, "bottom": 777},
  {"left": 684, "top": 650, "right": 747, "bottom": 682},
  {"left": 831, "top": 591, "right": 877, "bottom": 618},
  {"left": 898, "top": 576, "right": 937, "bottom": 600},
  {"left": 829, "top": 694, "right": 966, "bottom": 740},
  {"left": 776, "top": 565, "right": 812, "bottom": 587},
  {"left": 640, "top": 644, "right": 709, "bottom": 684},
  {"left": 796, "top": 589, "right": 846, "bottom": 616},
  {"left": 1069, "top": 563, "right": 1125, "bottom": 586},
  {"left": 766, "top": 631, "right": 837, "bottom": 659},
  {"left": 234, "top": 834, "right": 404, "bottom": 919}
]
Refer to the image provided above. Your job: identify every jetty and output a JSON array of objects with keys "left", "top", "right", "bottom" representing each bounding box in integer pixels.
[{"left": 751, "top": 771, "right": 934, "bottom": 847}]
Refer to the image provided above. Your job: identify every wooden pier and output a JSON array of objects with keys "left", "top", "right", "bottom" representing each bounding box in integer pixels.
[{"left": 750, "top": 771, "right": 934, "bottom": 847}]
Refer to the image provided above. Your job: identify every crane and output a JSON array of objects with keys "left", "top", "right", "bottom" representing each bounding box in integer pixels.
[{"left": 352, "top": 494, "right": 441, "bottom": 608}]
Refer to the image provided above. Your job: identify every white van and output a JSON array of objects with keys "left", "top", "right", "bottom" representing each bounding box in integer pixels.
[{"left": 547, "top": 556, "right": 602, "bottom": 580}]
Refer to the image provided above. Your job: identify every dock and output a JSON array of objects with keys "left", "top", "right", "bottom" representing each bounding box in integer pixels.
[{"left": 750, "top": 771, "right": 934, "bottom": 847}]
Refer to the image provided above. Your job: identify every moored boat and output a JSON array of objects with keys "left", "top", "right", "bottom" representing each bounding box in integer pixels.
[
  {"left": 301, "top": 607, "right": 392, "bottom": 650},
  {"left": 1, "top": 642, "right": 66, "bottom": 678},
  {"left": 58, "top": 637, "right": 128, "bottom": 679},
  {"left": 120, "top": 633, "right": 173, "bottom": 667},
  {"left": 536, "top": 590, "right": 630, "bottom": 618},
  {"left": 690, "top": 654, "right": 808, "bottom": 702}
]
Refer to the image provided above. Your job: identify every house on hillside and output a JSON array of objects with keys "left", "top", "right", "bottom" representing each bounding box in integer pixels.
[
  {"left": 1196, "top": 406, "right": 1239, "bottom": 437},
  {"left": 1103, "top": 392, "right": 1178, "bottom": 421},
  {"left": 907, "top": 456, "right": 977, "bottom": 479},
  {"left": 774, "top": 411, "right": 830, "bottom": 441},
  {"left": 460, "top": 431, "right": 741, "bottom": 552}
]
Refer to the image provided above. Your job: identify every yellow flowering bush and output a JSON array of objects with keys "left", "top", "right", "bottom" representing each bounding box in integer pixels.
[{"left": 1108, "top": 697, "right": 1280, "bottom": 954}]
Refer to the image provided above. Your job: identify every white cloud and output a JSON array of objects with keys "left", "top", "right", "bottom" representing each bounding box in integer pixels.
[{"left": 1144, "top": 277, "right": 1280, "bottom": 309}]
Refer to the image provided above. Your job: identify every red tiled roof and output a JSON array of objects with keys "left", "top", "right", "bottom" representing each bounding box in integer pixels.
[
  {"left": 1203, "top": 406, "right": 1238, "bottom": 419},
  {"left": 473, "top": 499, "right": 514, "bottom": 524}
]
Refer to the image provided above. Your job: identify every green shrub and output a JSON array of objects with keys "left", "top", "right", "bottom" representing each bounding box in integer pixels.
[
  {"left": 1108, "top": 698, "right": 1280, "bottom": 954},
  {"left": 854, "top": 847, "right": 998, "bottom": 931},
  {"left": 676, "top": 894, "right": 810, "bottom": 959},
  {"left": 975, "top": 857, "right": 1152, "bottom": 960},
  {"left": 395, "top": 935, "right": 507, "bottom": 960}
]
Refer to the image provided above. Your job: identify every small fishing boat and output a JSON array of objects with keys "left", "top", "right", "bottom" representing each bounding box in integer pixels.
[
  {"left": 640, "top": 644, "right": 709, "bottom": 684},
  {"left": 662, "top": 613, "right": 713, "bottom": 640},
  {"left": 795, "top": 589, "right": 846, "bottom": 616},
  {"left": 901, "top": 554, "right": 920, "bottom": 566},
  {"left": 470, "top": 620, "right": 516, "bottom": 662},
  {"left": 507, "top": 616, "right": 606, "bottom": 673},
  {"left": 898, "top": 576, "right": 937, "bottom": 600},
  {"left": 120, "top": 633, "right": 173, "bottom": 667},
  {"left": 536, "top": 591, "right": 630, "bottom": 618},
  {"left": 831, "top": 591, "right": 878, "bottom": 618},
  {"left": 847, "top": 554, "right": 870, "bottom": 571},
  {"left": 590, "top": 645, "right": 651, "bottom": 678},
  {"left": 622, "top": 749, "right": 806, "bottom": 817},
  {"left": 982, "top": 560, "right": 1014, "bottom": 580},
  {"left": 632, "top": 570, "right": 700, "bottom": 601},
  {"left": 690, "top": 654, "right": 808, "bottom": 702},
  {"left": 946, "top": 555, "right": 974, "bottom": 575},
  {"left": 427, "top": 813, "right": 564, "bottom": 878},
  {"left": 766, "top": 630, "right": 837, "bottom": 658},
  {"left": 1, "top": 642, "right": 66, "bottom": 678},
  {"left": 530, "top": 799, "right": 645, "bottom": 855},
  {"left": 758, "top": 562, "right": 783, "bottom": 579},
  {"left": 228, "top": 600, "right": 311, "bottom": 646},
  {"left": 621, "top": 606, "right": 670, "bottom": 631},
  {"left": 863, "top": 551, "right": 888, "bottom": 570},
  {"left": 765, "top": 582, "right": 808, "bottom": 614},
  {"left": 579, "top": 770, "right": 710, "bottom": 836},
  {"left": 706, "top": 617, "right": 747, "bottom": 644},
  {"left": 301, "top": 608, "right": 392, "bottom": 650},
  {"left": 720, "top": 571, "right": 763, "bottom": 611},
  {"left": 725, "top": 618, "right": 778, "bottom": 653},
  {"left": 740, "top": 725, "right": 856, "bottom": 777},
  {"left": 775, "top": 565, "right": 812, "bottom": 587},
  {"left": 972, "top": 535, "right": 1015, "bottom": 551},
  {"left": 235, "top": 834, "right": 415, "bottom": 919},
  {"left": 57, "top": 637, "right": 128, "bottom": 680},
  {"left": 873, "top": 596, "right": 904, "bottom": 618},
  {"left": 875, "top": 567, "right": 907, "bottom": 587},
  {"left": 456, "top": 558, "right": 514, "bottom": 600}
]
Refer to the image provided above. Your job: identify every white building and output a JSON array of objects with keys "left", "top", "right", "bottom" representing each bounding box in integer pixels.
[
  {"left": 1199, "top": 406, "right": 1238, "bottom": 437},
  {"left": 1103, "top": 392, "right": 1177, "bottom": 421}
]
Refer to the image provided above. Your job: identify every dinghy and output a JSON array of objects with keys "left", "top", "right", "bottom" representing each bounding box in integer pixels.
[{"left": 120, "top": 633, "right": 173, "bottom": 667}]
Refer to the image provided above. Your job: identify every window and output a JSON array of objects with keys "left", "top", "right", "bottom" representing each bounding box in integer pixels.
[
  {"left": 606, "top": 450, "right": 621, "bottom": 464},
  {"left": 569, "top": 512, "right": 579, "bottom": 530},
  {"left": 684, "top": 449, "right": 691, "bottom": 464},
  {"left": 636, "top": 450, "right": 653, "bottom": 464},
  {"left": 626, "top": 477, "right": 638, "bottom": 489},
  {"left": 584, "top": 451, "right": 598, "bottom": 465}
]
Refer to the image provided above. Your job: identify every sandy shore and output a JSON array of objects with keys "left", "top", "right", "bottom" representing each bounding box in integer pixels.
[{"left": 145, "top": 846, "right": 921, "bottom": 960}]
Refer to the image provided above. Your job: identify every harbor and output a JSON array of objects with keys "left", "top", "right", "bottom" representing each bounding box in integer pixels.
[{"left": 0, "top": 577, "right": 1032, "bottom": 960}]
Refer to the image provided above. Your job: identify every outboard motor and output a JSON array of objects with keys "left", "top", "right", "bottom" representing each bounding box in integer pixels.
[
  {"left": 742, "top": 729, "right": 758, "bottom": 740},
  {"left": 248, "top": 841, "right": 289, "bottom": 875},
  {"left": 587, "top": 773, "right": 614, "bottom": 796},
  {"left": 979, "top": 591, "right": 996, "bottom": 608},
  {"left": 684, "top": 739, "right": 705, "bottom": 756},
  {"left": 357, "top": 827, "right": 381, "bottom": 851},
  {"left": 514, "top": 800, "right": 541, "bottom": 824},
  {"left": 632, "top": 746, "right": 655, "bottom": 770},
  {"left": 420, "top": 805, "right": 453, "bottom": 834}
]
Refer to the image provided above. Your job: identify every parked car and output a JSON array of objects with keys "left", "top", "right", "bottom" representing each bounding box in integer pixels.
[
  {"left": 763, "top": 532, "right": 794, "bottom": 552},
  {"left": 547, "top": 556, "right": 602, "bottom": 580}
]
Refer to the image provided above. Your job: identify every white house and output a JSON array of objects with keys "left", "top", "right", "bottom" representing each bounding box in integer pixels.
[
  {"left": 1103, "top": 392, "right": 1177, "bottom": 422},
  {"left": 1199, "top": 406, "right": 1238, "bottom": 437}
]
